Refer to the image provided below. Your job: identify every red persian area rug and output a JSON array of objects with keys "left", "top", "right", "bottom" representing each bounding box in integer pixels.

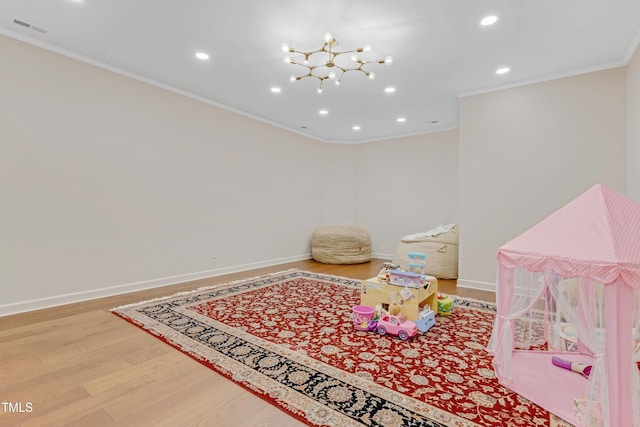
[{"left": 111, "top": 270, "right": 567, "bottom": 427}]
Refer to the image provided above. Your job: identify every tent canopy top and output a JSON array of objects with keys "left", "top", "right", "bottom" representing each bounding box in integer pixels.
[{"left": 497, "top": 184, "right": 640, "bottom": 285}]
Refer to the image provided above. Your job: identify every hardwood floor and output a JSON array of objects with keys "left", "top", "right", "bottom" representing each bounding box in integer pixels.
[{"left": 0, "top": 259, "right": 494, "bottom": 427}]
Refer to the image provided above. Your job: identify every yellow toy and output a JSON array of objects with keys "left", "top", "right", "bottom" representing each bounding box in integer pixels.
[
  {"left": 437, "top": 292, "right": 454, "bottom": 316},
  {"left": 388, "top": 301, "right": 402, "bottom": 316}
]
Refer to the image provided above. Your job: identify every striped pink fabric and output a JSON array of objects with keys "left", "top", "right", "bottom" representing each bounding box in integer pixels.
[{"left": 497, "top": 184, "right": 640, "bottom": 286}]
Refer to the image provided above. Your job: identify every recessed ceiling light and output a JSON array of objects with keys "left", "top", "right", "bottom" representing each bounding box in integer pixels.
[
  {"left": 352, "top": 125, "right": 361, "bottom": 131},
  {"left": 397, "top": 117, "right": 406, "bottom": 123},
  {"left": 385, "top": 87, "right": 396, "bottom": 94},
  {"left": 496, "top": 67, "right": 510, "bottom": 75},
  {"left": 481, "top": 15, "right": 498, "bottom": 26},
  {"left": 270, "top": 87, "right": 281, "bottom": 93},
  {"left": 195, "top": 52, "right": 210, "bottom": 60},
  {"left": 319, "top": 109, "right": 328, "bottom": 116}
]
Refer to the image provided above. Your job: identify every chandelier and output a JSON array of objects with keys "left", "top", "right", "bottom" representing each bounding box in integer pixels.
[{"left": 281, "top": 32, "right": 392, "bottom": 93}]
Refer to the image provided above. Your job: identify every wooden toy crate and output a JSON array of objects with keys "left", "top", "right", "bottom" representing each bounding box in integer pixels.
[{"left": 359, "top": 277, "right": 438, "bottom": 321}]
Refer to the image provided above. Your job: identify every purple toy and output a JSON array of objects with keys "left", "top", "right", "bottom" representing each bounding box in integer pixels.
[{"left": 551, "top": 356, "right": 592, "bottom": 379}]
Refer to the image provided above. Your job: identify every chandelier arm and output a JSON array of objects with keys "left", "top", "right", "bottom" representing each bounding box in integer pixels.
[
  {"left": 332, "top": 49, "right": 360, "bottom": 57},
  {"left": 297, "top": 74, "right": 322, "bottom": 81},
  {"left": 295, "top": 68, "right": 329, "bottom": 80},
  {"left": 340, "top": 68, "right": 363, "bottom": 75},
  {"left": 290, "top": 48, "right": 327, "bottom": 56}
]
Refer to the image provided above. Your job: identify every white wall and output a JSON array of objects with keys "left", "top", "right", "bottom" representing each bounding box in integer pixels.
[
  {"left": 2, "top": 31, "right": 636, "bottom": 314},
  {"left": 458, "top": 68, "right": 627, "bottom": 290},
  {"left": 322, "top": 144, "right": 357, "bottom": 225},
  {"left": 0, "top": 35, "right": 460, "bottom": 315},
  {"left": 353, "top": 130, "right": 459, "bottom": 257},
  {"left": 0, "top": 35, "right": 327, "bottom": 314},
  {"left": 628, "top": 43, "right": 640, "bottom": 202}
]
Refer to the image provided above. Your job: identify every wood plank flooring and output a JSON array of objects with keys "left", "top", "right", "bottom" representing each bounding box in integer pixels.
[{"left": 0, "top": 259, "right": 494, "bottom": 427}]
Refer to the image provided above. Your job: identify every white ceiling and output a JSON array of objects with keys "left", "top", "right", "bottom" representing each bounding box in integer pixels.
[{"left": 2, "top": 0, "right": 639, "bottom": 143}]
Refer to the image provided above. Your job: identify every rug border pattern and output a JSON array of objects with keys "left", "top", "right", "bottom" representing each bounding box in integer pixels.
[{"left": 111, "top": 270, "right": 495, "bottom": 427}]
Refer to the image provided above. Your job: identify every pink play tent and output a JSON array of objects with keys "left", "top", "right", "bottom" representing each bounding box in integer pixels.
[{"left": 487, "top": 184, "right": 640, "bottom": 426}]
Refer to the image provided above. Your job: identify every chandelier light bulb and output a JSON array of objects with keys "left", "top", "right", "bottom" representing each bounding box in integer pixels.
[
  {"left": 350, "top": 54, "right": 358, "bottom": 62},
  {"left": 328, "top": 71, "right": 336, "bottom": 79},
  {"left": 317, "top": 86, "right": 323, "bottom": 94},
  {"left": 335, "top": 79, "right": 341, "bottom": 86},
  {"left": 289, "top": 75, "right": 297, "bottom": 83},
  {"left": 368, "top": 72, "right": 375, "bottom": 80},
  {"left": 362, "top": 45, "right": 371, "bottom": 52},
  {"left": 384, "top": 56, "right": 393, "bottom": 64},
  {"left": 284, "top": 55, "right": 292, "bottom": 64},
  {"left": 281, "top": 43, "right": 290, "bottom": 53},
  {"left": 323, "top": 32, "right": 333, "bottom": 43}
]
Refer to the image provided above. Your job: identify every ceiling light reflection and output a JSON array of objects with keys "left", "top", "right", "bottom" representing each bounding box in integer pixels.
[{"left": 481, "top": 15, "right": 498, "bottom": 26}]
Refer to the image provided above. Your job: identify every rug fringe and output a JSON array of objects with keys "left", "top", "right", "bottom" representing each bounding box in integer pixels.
[{"left": 109, "top": 268, "right": 300, "bottom": 311}]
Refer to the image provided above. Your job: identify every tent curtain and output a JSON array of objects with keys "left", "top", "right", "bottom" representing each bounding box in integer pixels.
[{"left": 490, "top": 266, "right": 640, "bottom": 427}]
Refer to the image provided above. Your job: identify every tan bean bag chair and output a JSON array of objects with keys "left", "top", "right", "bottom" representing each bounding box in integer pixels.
[
  {"left": 311, "top": 225, "right": 372, "bottom": 264},
  {"left": 392, "top": 224, "right": 459, "bottom": 279}
]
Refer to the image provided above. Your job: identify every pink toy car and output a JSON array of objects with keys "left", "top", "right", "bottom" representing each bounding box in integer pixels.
[{"left": 376, "top": 314, "right": 418, "bottom": 340}]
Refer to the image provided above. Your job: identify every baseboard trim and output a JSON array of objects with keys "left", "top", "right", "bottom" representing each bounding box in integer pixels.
[
  {"left": 457, "top": 279, "right": 496, "bottom": 293},
  {"left": 0, "top": 254, "right": 312, "bottom": 317}
]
